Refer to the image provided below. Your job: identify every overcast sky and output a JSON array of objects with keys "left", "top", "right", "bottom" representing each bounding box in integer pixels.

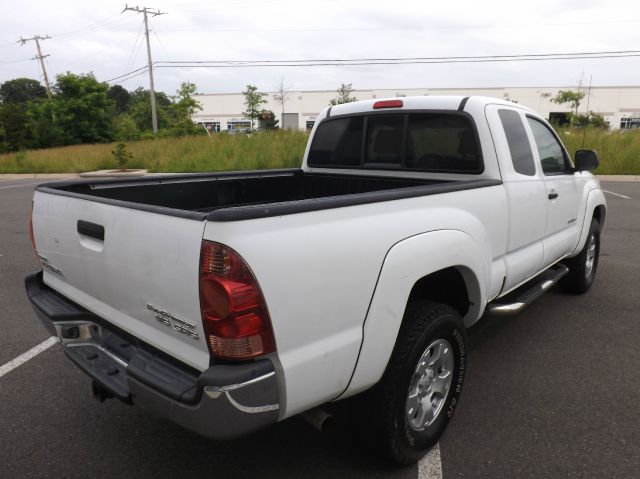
[{"left": 1, "top": 0, "right": 639, "bottom": 95}]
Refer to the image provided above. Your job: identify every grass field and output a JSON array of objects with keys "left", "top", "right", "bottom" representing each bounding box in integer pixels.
[
  {"left": 0, "top": 130, "right": 309, "bottom": 174},
  {"left": 559, "top": 128, "right": 640, "bottom": 175},
  {"left": 0, "top": 127, "right": 638, "bottom": 175}
]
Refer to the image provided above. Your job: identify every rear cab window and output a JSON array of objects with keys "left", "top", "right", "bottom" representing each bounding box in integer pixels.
[{"left": 307, "top": 111, "right": 483, "bottom": 174}]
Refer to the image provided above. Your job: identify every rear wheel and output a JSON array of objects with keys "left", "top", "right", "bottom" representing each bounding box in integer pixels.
[
  {"left": 366, "top": 300, "right": 467, "bottom": 464},
  {"left": 560, "top": 218, "right": 601, "bottom": 294}
]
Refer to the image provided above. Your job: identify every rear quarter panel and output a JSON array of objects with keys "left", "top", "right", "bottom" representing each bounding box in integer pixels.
[{"left": 203, "top": 184, "right": 507, "bottom": 417}]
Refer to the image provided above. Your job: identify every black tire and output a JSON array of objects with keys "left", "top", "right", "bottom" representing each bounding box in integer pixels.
[
  {"left": 560, "top": 218, "right": 601, "bottom": 294},
  {"left": 365, "top": 300, "right": 467, "bottom": 465}
]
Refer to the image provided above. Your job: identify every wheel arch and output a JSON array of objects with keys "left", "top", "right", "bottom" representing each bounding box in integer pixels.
[
  {"left": 407, "top": 265, "right": 482, "bottom": 325},
  {"left": 338, "top": 229, "right": 487, "bottom": 399},
  {"left": 593, "top": 203, "right": 606, "bottom": 227},
  {"left": 569, "top": 188, "right": 607, "bottom": 257}
]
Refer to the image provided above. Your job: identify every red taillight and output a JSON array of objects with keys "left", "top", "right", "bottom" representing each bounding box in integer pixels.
[
  {"left": 29, "top": 202, "right": 37, "bottom": 253},
  {"left": 373, "top": 99, "right": 403, "bottom": 109},
  {"left": 199, "top": 241, "right": 276, "bottom": 360}
]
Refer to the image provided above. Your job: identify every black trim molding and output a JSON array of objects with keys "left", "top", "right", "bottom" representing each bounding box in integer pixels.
[{"left": 206, "top": 178, "right": 502, "bottom": 222}]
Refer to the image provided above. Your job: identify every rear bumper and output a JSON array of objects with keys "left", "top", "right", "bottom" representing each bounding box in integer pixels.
[{"left": 25, "top": 271, "right": 280, "bottom": 440}]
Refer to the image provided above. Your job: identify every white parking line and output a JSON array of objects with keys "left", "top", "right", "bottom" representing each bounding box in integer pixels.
[
  {"left": 418, "top": 443, "right": 443, "bottom": 479},
  {"left": 603, "top": 189, "right": 631, "bottom": 199},
  {"left": 0, "top": 337, "right": 58, "bottom": 379},
  {"left": 0, "top": 181, "right": 42, "bottom": 190}
]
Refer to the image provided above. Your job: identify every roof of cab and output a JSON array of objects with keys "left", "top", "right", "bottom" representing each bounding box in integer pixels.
[{"left": 319, "top": 95, "right": 534, "bottom": 119}]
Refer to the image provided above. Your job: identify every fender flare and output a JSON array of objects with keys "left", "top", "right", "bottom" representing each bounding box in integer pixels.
[
  {"left": 338, "top": 229, "right": 488, "bottom": 399},
  {"left": 569, "top": 188, "right": 607, "bottom": 257}
]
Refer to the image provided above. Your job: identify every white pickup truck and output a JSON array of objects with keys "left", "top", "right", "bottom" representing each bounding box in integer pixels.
[{"left": 26, "top": 96, "right": 606, "bottom": 464}]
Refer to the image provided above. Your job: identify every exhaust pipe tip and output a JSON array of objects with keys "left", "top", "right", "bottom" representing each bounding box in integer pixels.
[{"left": 302, "top": 407, "right": 334, "bottom": 432}]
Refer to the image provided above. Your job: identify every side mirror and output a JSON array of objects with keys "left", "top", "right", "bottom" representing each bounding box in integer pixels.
[{"left": 574, "top": 150, "right": 600, "bottom": 171}]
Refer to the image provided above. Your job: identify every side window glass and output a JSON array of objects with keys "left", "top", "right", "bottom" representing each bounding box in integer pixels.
[
  {"left": 526, "top": 117, "right": 568, "bottom": 174},
  {"left": 498, "top": 109, "right": 536, "bottom": 176}
]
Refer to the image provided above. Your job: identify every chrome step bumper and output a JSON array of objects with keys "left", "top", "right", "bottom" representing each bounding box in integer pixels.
[{"left": 487, "top": 264, "right": 569, "bottom": 316}]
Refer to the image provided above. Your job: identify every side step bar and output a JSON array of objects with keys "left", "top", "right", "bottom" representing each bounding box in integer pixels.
[{"left": 487, "top": 264, "right": 569, "bottom": 316}]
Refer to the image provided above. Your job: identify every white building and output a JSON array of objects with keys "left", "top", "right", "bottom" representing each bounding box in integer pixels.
[{"left": 193, "top": 86, "right": 640, "bottom": 132}]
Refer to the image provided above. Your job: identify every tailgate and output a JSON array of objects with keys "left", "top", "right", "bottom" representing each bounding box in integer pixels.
[{"left": 31, "top": 189, "right": 210, "bottom": 371}]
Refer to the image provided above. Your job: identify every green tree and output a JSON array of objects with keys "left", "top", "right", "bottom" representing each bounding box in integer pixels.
[
  {"left": 114, "top": 113, "right": 141, "bottom": 141},
  {"left": 0, "top": 78, "right": 47, "bottom": 104},
  {"left": 258, "top": 110, "right": 279, "bottom": 130},
  {"left": 27, "top": 100, "right": 66, "bottom": 148},
  {"left": 242, "top": 84, "right": 267, "bottom": 129},
  {"left": 107, "top": 85, "right": 131, "bottom": 115},
  {"left": 551, "top": 90, "right": 586, "bottom": 122},
  {"left": 0, "top": 103, "right": 32, "bottom": 151},
  {"left": 37, "top": 72, "right": 116, "bottom": 144},
  {"left": 174, "top": 82, "right": 201, "bottom": 118},
  {"left": 329, "top": 83, "right": 357, "bottom": 106},
  {"left": 171, "top": 82, "right": 202, "bottom": 134},
  {"left": 0, "top": 78, "right": 47, "bottom": 151},
  {"left": 129, "top": 87, "right": 172, "bottom": 132},
  {"left": 111, "top": 142, "right": 133, "bottom": 170},
  {"left": 574, "top": 111, "right": 609, "bottom": 129}
]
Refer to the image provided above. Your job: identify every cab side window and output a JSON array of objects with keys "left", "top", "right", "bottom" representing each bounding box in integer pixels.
[
  {"left": 526, "top": 117, "right": 570, "bottom": 175},
  {"left": 498, "top": 109, "right": 536, "bottom": 176}
]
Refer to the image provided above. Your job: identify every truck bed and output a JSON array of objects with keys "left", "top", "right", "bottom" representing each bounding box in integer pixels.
[{"left": 38, "top": 169, "right": 500, "bottom": 221}]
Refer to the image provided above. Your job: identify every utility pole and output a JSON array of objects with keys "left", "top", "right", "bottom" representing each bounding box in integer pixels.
[
  {"left": 19, "top": 35, "right": 52, "bottom": 99},
  {"left": 122, "top": 5, "right": 166, "bottom": 134}
]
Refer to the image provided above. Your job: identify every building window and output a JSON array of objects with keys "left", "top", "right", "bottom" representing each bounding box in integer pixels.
[
  {"left": 620, "top": 116, "right": 640, "bottom": 129},
  {"left": 227, "top": 119, "right": 252, "bottom": 133},
  {"left": 197, "top": 121, "right": 220, "bottom": 132}
]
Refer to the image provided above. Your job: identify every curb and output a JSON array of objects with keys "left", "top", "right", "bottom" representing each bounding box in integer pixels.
[
  {"left": 0, "top": 173, "right": 80, "bottom": 179},
  {"left": 596, "top": 175, "right": 640, "bottom": 181},
  {"left": 78, "top": 169, "right": 148, "bottom": 178}
]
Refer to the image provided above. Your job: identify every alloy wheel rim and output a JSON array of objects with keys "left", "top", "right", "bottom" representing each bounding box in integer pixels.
[{"left": 405, "top": 339, "right": 454, "bottom": 431}]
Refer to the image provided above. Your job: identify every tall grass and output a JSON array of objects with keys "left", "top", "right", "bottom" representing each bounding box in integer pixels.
[
  {"left": 558, "top": 127, "right": 640, "bottom": 175},
  {"left": 0, "top": 130, "right": 309, "bottom": 174},
  {"left": 1, "top": 127, "right": 639, "bottom": 175}
]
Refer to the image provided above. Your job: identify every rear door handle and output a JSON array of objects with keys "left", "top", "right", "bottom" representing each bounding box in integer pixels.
[
  {"left": 548, "top": 191, "right": 559, "bottom": 200},
  {"left": 77, "top": 220, "right": 105, "bottom": 241}
]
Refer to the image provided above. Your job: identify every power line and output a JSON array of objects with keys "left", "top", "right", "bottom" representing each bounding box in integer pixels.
[
  {"left": 0, "top": 57, "right": 34, "bottom": 65},
  {"left": 156, "top": 49, "right": 640, "bottom": 66},
  {"left": 123, "top": 20, "right": 146, "bottom": 75},
  {"left": 18, "top": 35, "right": 53, "bottom": 98},
  {"left": 107, "top": 68, "right": 151, "bottom": 85},
  {"left": 152, "top": 52, "right": 640, "bottom": 70},
  {"left": 154, "top": 19, "right": 640, "bottom": 33},
  {"left": 53, "top": 15, "right": 139, "bottom": 39},
  {"left": 151, "top": 29, "right": 170, "bottom": 61},
  {"left": 122, "top": 5, "right": 167, "bottom": 134},
  {"left": 104, "top": 65, "right": 149, "bottom": 83}
]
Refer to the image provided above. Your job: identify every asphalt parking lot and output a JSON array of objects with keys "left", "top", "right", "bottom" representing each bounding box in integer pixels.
[{"left": 1, "top": 177, "right": 639, "bottom": 478}]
